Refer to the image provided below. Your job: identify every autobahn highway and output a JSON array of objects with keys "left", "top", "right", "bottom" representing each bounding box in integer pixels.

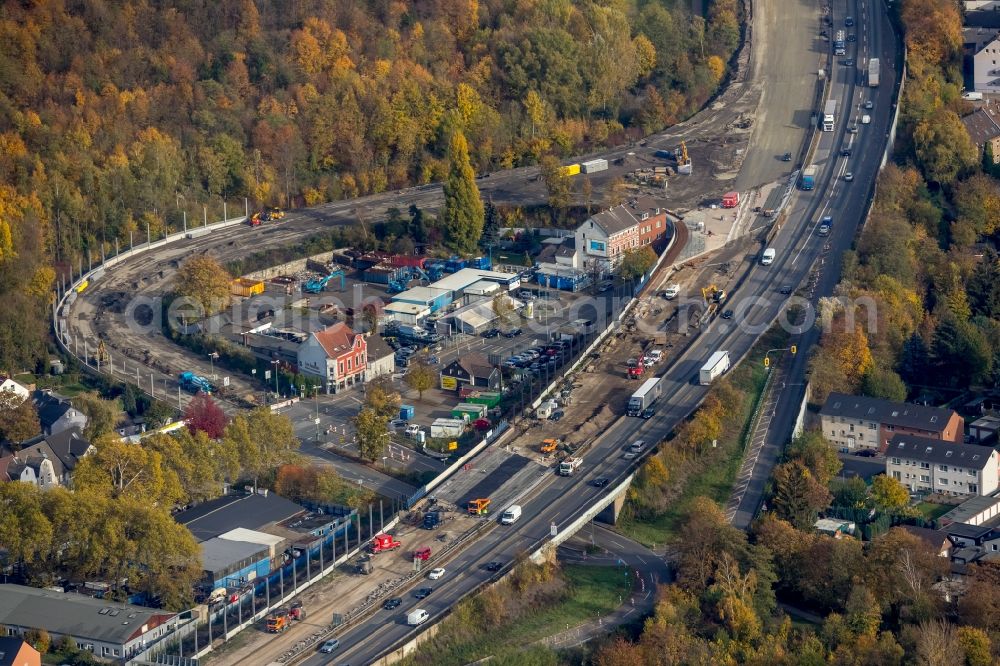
[{"left": 295, "top": 1, "right": 901, "bottom": 662}]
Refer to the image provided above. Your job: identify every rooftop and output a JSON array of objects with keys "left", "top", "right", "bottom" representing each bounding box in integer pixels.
[
  {"left": 961, "top": 105, "right": 1000, "bottom": 147},
  {"left": 393, "top": 286, "right": 450, "bottom": 304},
  {"left": 943, "top": 522, "right": 996, "bottom": 540},
  {"left": 365, "top": 333, "right": 394, "bottom": 360},
  {"left": 176, "top": 492, "right": 306, "bottom": 543},
  {"left": 0, "top": 584, "right": 175, "bottom": 645},
  {"left": 430, "top": 268, "right": 518, "bottom": 293},
  {"left": 384, "top": 301, "right": 430, "bottom": 315},
  {"left": 821, "top": 392, "right": 959, "bottom": 433},
  {"left": 938, "top": 494, "right": 1000, "bottom": 525},
  {"left": 313, "top": 322, "right": 363, "bottom": 358},
  {"left": 200, "top": 537, "right": 270, "bottom": 574},
  {"left": 587, "top": 205, "right": 642, "bottom": 236},
  {"left": 887, "top": 434, "right": 996, "bottom": 470}
]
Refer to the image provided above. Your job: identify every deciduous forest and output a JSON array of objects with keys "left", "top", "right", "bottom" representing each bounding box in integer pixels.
[{"left": 0, "top": 0, "right": 741, "bottom": 373}]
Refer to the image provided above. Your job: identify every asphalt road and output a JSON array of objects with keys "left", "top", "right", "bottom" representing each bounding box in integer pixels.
[{"left": 727, "top": 0, "right": 900, "bottom": 529}]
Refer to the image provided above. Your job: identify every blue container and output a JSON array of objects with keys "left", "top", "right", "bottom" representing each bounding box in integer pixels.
[{"left": 399, "top": 405, "right": 415, "bottom": 420}]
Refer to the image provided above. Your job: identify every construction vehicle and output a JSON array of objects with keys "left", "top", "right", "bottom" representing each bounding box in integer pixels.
[
  {"left": 412, "top": 547, "right": 432, "bottom": 561},
  {"left": 357, "top": 558, "right": 374, "bottom": 575},
  {"left": 265, "top": 603, "right": 306, "bottom": 632},
  {"left": 628, "top": 356, "right": 645, "bottom": 379},
  {"left": 303, "top": 268, "right": 345, "bottom": 293},
  {"left": 540, "top": 438, "right": 559, "bottom": 454},
  {"left": 558, "top": 457, "right": 582, "bottom": 476},
  {"left": 468, "top": 498, "right": 491, "bottom": 515},
  {"left": 96, "top": 340, "right": 110, "bottom": 366},
  {"left": 268, "top": 207, "right": 285, "bottom": 220},
  {"left": 370, "top": 533, "right": 402, "bottom": 555},
  {"left": 178, "top": 371, "right": 213, "bottom": 394},
  {"left": 676, "top": 141, "right": 692, "bottom": 175},
  {"left": 423, "top": 511, "right": 441, "bottom": 529}
]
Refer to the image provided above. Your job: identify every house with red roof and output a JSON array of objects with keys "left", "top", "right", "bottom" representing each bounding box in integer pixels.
[{"left": 297, "top": 323, "right": 367, "bottom": 393}]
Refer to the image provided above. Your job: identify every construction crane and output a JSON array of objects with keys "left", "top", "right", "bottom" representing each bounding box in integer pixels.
[
  {"left": 303, "top": 268, "right": 345, "bottom": 293},
  {"left": 677, "top": 141, "right": 692, "bottom": 175}
]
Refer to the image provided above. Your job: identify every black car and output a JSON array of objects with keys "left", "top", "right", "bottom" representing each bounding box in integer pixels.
[
  {"left": 845, "top": 16, "right": 854, "bottom": 26},
  {"left": 503, "top": 328, "right": 522, "bottom": 338},
  {"left": 383, "top": 597, "right": 402, "bottom": 610},
  {"left": 779, "top": 285, "right": 793, "bottom": 295},
  {"left": 854, "top": 449, "right": 879, "bottom": 458},
  {"left": 781, "top": 152, "right": 792, "bottom": 161},
  {"left": 481, "top": 328, "right": 501, "bottom": 338},
  {"left": 641, "top": 408, "right": 655, "bottom": 420},
  {"left": 844, "top": 58, "right": 855, "bottom": 66},
  {"left": 847, "top": 33, "right": 856, "bottom": 42},
  {"left": 550, "top": 410, "right": 564, "bottom": 422},
  {"left": 721, "top": 309, "right": 734, "bottom": 319},
  {"left": 484, "top": 561, "right": 503, "bottom": 571},
  {"left": 591, "top": 477, "right": 610, "bottom": 488},
  {"left": 841, "top": 148, "right": 852, "bottom": 157},
  {"left": 413, "top": 587, "right": 433, "bottom": 599}
]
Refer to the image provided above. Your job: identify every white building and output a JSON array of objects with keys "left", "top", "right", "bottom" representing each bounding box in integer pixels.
[
  {"left": 0, "top": 378, "right": 30, "bottom": 402},
  {"left": 885, "top": 434, "right": 999, "bottom": 497},
  {"left": 973, "top": 35, "right": 1000, "bottom": 93}
]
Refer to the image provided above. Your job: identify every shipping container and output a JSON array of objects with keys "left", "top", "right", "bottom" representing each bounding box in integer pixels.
[
  {"left": 430, "top": 418, "right": 466, "bottom": 438},
  {"left": 452, "top": 403, "right": 487, "bottom": 420},
  {"left": 230, "top": 278, "right": 265, "bottom": 297},
  {"left": 388, "top": 255, "right": 427, "bottom": 269},
  {"left": 465, "top": 391, "right": 502, "bottom": 408},
  {"left": 581, "top": 159, "right": 608, "bottom": 174},
  {"left": 560, "top": 163, "right": 581, "bottom": 177}
]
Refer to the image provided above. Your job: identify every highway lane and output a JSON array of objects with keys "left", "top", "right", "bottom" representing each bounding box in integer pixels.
[{"left": 297, "top": 1, "right": 902, "bottom": 661}]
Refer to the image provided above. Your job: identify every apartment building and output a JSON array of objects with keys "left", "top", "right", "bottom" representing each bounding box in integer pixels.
[
  {"left": 819, "top": 393, "right": 964, "bottom": 453},
  {"left": 885, "top": 434, "right": 999, "bottom": 497}
]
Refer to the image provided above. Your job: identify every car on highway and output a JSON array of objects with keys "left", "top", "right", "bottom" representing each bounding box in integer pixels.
[
  {"left": 382, "top": 597, "right": 402, "bottom": 610},
  {"left": 481, "top": 328, "right": 501, "bottom": 338},
  {"left": 427, "top": 568, "right": 446, "bottom": 580},
  {"left": 641, "top": 408, "right": 656, "bottom": 420},
  {"left": 503, "top": 328, "right": 522, "bottom": 338},
  {"left": 320, "top": 639, "right": 341, "bottom": 653},
  {"left": 844, "top": 58, "right": 855, "bottom": 66},
  {"left": 721, "top": 309, "right": 734, "bottom": 319},
  {"left": 864, "top": 99, "right": 873, "bottom": 109},
  {"left": 844, "top": 172, "right": 854, "bottom": 182},
  {"left": 779, "top": 285, "right": 793, "bottom": 295},
  {"left": 484, "top": 561, "right": 504, "bottom": 571},
  {"left": 841, "top": 148, "right": 852, "bottom": 157},
  {"left": 592, "top": 478, "right": 610, "bottom": 487},
  {"left": 847, "top": 33, "right": 856, "bottom": 42},
  {"left": 413, "top": 587, "right": 433, "bottom": 599},
  {"left": 629, "top": 440, "right": 647, "bottom": 453},
  {"left": 845, "top": 15, "right": 854, "bottom": 26},
  {"left": 622, "top": 451, "right": 638, "bottom": 460},
  {"left": 847, "top": 125, "right": 858, "bottom": 133}
]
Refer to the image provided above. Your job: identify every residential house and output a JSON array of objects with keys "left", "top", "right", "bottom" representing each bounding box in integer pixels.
[
  {"left": 972, "top": 34, "right": 1000, "bottom": 93},
  {"left": 626, "top": 196, "right": 671, "bottom": 248},
  {"left": 960, "top": 104, "right": 1000, "bottom": 161},
  {"left": 439, "top": 353, "right": 500, "bottom": 391},
  {"left": 813, "top": 518, "right": 855, "bottom": 538},
  {"left": 819, "top": 392, "right": 964, "bottom": 453},
  {"left": 0, "top": 441, "right": 62, "bottom": 488},
  {"left": 899, "top": 526, "right": 952, "bottom": 557},
  {"left": 0, "top": 379, "right": 30, "bottom": 403},
  {"left": 885, "top": 434, "right": 999, "bottom": 497},
  {"left": 969, "top": 415, "right": 1000, "bottom": 444},
  {"left": 31, "top": 390, "right": 87, "bottom": 437},
  {"left": 574, "top": 205, "right": 641, "bottom": 275},
  {"left": 938, "top": 495, "right": 1000, "bottom": 527},
  {"left": 365, "top": 333, "right": 395, "bottom": 379},
  {"left": 297, "top": 322, "right": 367, "bottom": 393},
  {"left": 0, "top": 584, "right": 179, "bottom": 663},
  {"left": 0, "top": 637, "right": 40, "bottom": 666}
]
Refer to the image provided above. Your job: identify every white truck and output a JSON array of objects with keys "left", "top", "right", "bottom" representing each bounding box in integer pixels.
[
  {"left": 868, "top": 58, "right": 880, "bottom": 87},
  {"left": 500, "top": 505, "right": 522, "bottom": 524},
  {"left": 558, "top": 458, "right": 582, "bottom": 476},
  {"left": 699, "top": 351, "right": 731, "bottom": 385},
  {"left": 581, "top": 158, "right": 609, "bottom": 174},
  {"left": 627, "top": 377, "right": 662, "bottom": 416},
  {"left": 822, "top": 99, "right": 836, "bottom": 132}
]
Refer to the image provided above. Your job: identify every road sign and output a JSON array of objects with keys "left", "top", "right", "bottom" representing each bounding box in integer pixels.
[
  {"left": 265, "top": 370, "right": 271, "bottom": 380},
  {"left": 448, "top": 441, "right": 458, "bottom": 450},
  {"left": 223, "top": 376, "right": 230, "bottom": 387}
]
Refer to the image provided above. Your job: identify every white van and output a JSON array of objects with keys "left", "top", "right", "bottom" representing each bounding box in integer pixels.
[
  {"left": 761, "top": 248, "right": 776, "bottom": 265},
  {"left": 500, "top": 505, "right": 522, "bottom": 525},
  {"left": 407, "top": 609, "right": 430, "bottom": 626},
  {"left": 861, "top": 114, "right": 871, "bottom": 124},
  {"left": 662, "top": 284, "right": 680, "bottom": 300}
]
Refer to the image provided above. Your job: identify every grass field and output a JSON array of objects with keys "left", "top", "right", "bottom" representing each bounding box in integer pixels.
[
  {"left": 617, "top": 326, "right": 788, "bottom": 547},
  {"left": 914, "top": 501, "right": 954, "bottom": 522},
  {"left": 397, "top": 565, "right": 629, "bottom": 665}
]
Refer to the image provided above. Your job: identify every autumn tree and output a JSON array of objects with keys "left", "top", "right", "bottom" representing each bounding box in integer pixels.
[
  {"left": 74, "top": 392, "right": 122, "bottom": 441},
  {"left": 173, "top": 256, "right": 232, "bottom": 319},
  {"left": 405, "top": 360, "right": 436, "bottom": 401},
  {"left": 441, "top": 130, "right": 484, "bottom": 254},
  {"left": 72, "top": 435, "right": 184, "bottom": 507},
  {"left": 617, "top": 246, "right": 657, "bottom": 281},
  {"left": 913, "top": 108, "right": 978, "bottom": 185},
  {"left": 354, "top": 407, "right": 389, "bottom": 461},
  {"left": 184, "top": 392, "right": 228, "bottom": 439},
  {"left": 363, "top": 376, "right": 401, "bottom": 419},
  {"left": 771, "top": 461, "right": 831, "bottom": 530},
  {"left": 225, "top": 408, "right": 300, "bottom": 487},
  {"left": 539, "top": 155, "right": 572, "bottom": 213},
  {"left": 870, "top": 475, "right": 910, "bottom": 512},
  {"left": 0, "top": 389, "right": 40, "bottom": 445}
]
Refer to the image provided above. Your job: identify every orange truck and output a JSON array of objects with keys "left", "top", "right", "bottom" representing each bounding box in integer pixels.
[{"left": 265, "top": 603, "right": 305, "bottom": 632}]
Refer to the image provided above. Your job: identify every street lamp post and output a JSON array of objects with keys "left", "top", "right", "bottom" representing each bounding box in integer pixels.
[
  {"left": 208, "top": 352, "right": 219, "bottom": 380},
  {"left": 271, "top": 360, "right": 280, "bottom": 398}
]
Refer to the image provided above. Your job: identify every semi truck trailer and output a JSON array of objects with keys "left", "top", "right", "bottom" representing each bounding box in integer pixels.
[
  {"left": 699, "top": 351, "right": 731, "bottom": 385},
  {"left": 627, "top": 377, "right": 662, "bottom": 416}
]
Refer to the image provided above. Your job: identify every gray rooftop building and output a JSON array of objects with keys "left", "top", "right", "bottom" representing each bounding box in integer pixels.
[{"left": 0, "top": 584, "right": 177, "bottom": 663}]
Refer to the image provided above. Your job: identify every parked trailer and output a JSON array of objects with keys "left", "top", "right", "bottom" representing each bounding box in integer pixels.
[
  {"left": 581, "top": 159, "right": 608, "bottom": 174},
  {"left": 868, "top": 58, "right": 880, "bottom": 87},
  {"left": 699, "top": 351, "right": 731, "bottom": 385},
  {"left": 627, "top": 377, "right": 662, "bottom": 416}
]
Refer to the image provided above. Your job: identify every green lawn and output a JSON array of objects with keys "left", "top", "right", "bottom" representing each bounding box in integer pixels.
[
  {"left": 915, "top": 502, "right": 954, "bottom": 522},
  {"left": 397, "top": 565, "right": 629, "bottom": 665}
]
